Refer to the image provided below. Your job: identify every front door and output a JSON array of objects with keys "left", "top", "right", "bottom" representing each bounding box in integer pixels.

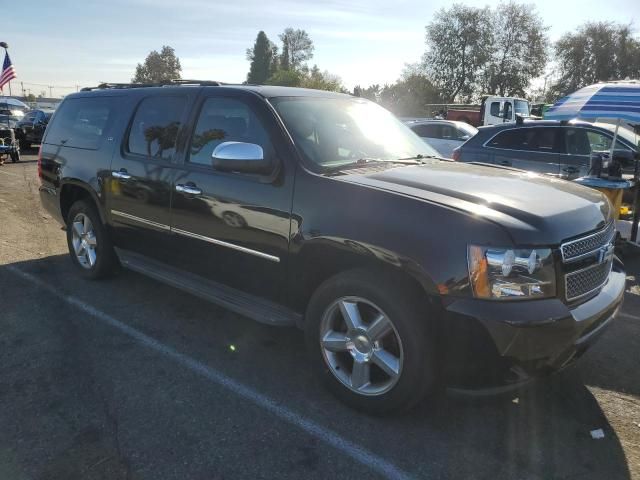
[
  {"left": 486, "top": 127, "right": 562, "bottom": 177},
  {"left": 169, "top": 91, "right": 295, "bottom": 303},
  {"left": 107, "top": 94, "right": 191, "bottom": 260}
]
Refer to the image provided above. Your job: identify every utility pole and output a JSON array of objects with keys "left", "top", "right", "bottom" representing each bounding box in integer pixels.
[
  {"left": 49, "top": 85, "right": 53, "bottom": 98},
  {"left": 21, "top": 81, "right": 24, "bottom": 96}
]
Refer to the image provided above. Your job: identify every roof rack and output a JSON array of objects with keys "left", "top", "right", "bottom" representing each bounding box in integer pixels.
[{"left": 80, "top": 79, "right": 222, "bottom": 91}]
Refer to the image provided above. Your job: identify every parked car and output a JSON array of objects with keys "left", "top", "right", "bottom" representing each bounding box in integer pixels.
[
  {"left": 15, "top": 109, "right": 54, "bottom": 149},
  {"left": 39, "top": 82, "right": 625, "bottom": 413},
  {"left": 453, "top": 119, "right": 639, "bottom": 179},
  {"left": 446, "top": 96, "right": 530, "bottom": 127},
  {"left": 405, "top": 119, "right": 478, "bottom": 158}
]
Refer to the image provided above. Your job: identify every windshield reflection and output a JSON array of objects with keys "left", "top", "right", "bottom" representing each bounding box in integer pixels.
[{"left": 272, "top": 97, "right": 438, "bottom": 170}]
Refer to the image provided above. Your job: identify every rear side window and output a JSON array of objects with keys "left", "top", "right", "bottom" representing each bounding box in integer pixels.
[
  {"left": 127, "top": 96, "right": 187, "bottom": 160},
  {"left": 45, "top": 97, "right": 114, "bottom": 150},
  {"left": 487, "top": 128, "right": 559, "bottom": 152},
  {"left": 489, "top": 102, "right": 500, "bottom": 117}
]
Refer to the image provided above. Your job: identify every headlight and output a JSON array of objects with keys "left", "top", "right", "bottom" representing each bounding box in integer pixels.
[{"left": 467, "top": 245, "right": 556, "bottom": 299}]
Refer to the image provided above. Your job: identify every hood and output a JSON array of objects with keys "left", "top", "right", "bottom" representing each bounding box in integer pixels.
[{"left": 342, "top": 161, "right": 611, "bottom": 245}]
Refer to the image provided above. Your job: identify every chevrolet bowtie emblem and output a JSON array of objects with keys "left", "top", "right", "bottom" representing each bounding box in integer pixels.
[{"left": 598, "top": 243, "right": 614, "bottom": 264}]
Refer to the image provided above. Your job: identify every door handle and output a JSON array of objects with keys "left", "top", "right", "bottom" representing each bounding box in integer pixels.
[
  {"left": 562, "top": 166, "right": 579, "bottom": 173},
  {"left": 499, "top": 160, "right": 512, "bottom": 166},
  {"left": 112, "top": 169, "right": 132, "bottom": 180},
  {"left": 175, "top": 183, "right": 202, "bottom": 195}
]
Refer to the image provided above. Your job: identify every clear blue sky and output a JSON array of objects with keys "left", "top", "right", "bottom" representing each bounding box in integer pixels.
[{"left": 4, "top": 0, "right": 640, "bottom": 97}]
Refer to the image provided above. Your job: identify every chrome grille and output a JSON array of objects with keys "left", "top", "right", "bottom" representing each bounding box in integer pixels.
[
  {"left": 561, "top": 223, "right": 615, "bottom": 262},
  {"left": 565, "top": 258, "right": 613, "bottom": 301}
]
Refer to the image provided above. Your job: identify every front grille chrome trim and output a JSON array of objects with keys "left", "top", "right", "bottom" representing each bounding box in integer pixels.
[
  {"left": 560, "top": 223, "right": 615, "bottom": 264},
  {"left": 564, "top": 258, "right": 613, "bottom": 302}
]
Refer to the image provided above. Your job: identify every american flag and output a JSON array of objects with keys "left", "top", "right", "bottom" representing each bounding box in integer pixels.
[{"left": 0, "top": 52, "right": 17, "bottom": 91}]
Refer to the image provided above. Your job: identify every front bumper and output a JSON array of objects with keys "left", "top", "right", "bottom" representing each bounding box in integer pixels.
[{"left": 441, "top": 258, "right": 626, "bottom": 390}]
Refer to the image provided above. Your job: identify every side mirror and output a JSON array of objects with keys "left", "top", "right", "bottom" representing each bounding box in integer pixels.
[{"left": 211, "top": 142, "right": 270, "bottom": 174}]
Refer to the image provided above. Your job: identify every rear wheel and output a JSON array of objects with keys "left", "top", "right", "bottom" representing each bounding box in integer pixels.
[
  {"left": 10, "top": 150, "right": 20, "bottom": 163},
  {"left": 305, "top": 270, "right": 436, "bottom": 414},
  {"left": 66, "top": 200, "right": 117, "bottom": 279}
]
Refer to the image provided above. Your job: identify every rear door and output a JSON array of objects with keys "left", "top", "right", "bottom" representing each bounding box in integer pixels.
[
  {"left": 485, "top": 127, "right": 562, "bottom": 176},
  {"left": 168, "top": 90, "right": 295, "bottom": 302},
  {"left": 107, "top": 93, "right": 193, "bottom": 260}
]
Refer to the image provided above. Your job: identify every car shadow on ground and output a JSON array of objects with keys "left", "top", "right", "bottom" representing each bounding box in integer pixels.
[{"left": 1, "top": 254, "right": 634, "bottom": 480}]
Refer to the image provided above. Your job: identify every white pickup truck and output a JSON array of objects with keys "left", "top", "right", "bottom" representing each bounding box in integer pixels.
[{"left": 445, "top": 96, "right": 531, "bottom": 127}]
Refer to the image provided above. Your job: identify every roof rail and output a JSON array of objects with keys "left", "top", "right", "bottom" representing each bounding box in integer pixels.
[{"left": 80, "top": 79, "right": 222, "bottom": 91}]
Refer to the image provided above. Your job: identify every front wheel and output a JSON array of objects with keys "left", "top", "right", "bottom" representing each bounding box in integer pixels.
[{"left": 305, "top": 270, "right": 436, "bottom": 414}]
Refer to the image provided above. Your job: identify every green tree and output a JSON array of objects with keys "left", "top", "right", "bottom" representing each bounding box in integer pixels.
[
  {"left": 267, "top": 69, "right": 303, "bottom": 87},
  {"left": 549, "top": 22, "right": 640, "bottom": 98},
  {"left": 132, "top": 45, "right": 182, "bottom": 83},
  {"left": 25, "top": 93, "right": 36, "bottom": 103},
  {"left": 279, "top": 28, "right": 314, "bottom": 71},
  {"left": 423, "top": 4, "right": 493, "bottom": 102},
  {"left": 481, "top": 1, "right": 549, "bottom": 97},
  {"left": 353, "top": 84, "right": 381, "bottom": 102},
  {"left": 299, "top": 65, "right": 343, "bottom": 91},
  {"left": 246, "top": 31, "right": 278, "bottom": 84},
  {"left": 378, "top": 72, "right": 444, "bottom": 117}
]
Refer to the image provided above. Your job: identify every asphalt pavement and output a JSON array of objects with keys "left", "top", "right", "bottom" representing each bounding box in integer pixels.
[{"left": 1, "top": 152, "right": 639, "bottom": 479}]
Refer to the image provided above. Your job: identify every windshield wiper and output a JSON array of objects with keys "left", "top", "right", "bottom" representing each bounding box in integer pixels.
[{"left": 398, "top": 153, "right": 451, "bottom": 162}]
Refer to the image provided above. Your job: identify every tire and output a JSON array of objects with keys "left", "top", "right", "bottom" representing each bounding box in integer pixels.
[
  {"left": 66, "top": 200, "right": 118, "bottom": 279},
  {"left": 305, "top": 269, "right": 436, "bottom": 414},
  {"left": 10, "top": 150, "right": 20, "bottom": 163}
]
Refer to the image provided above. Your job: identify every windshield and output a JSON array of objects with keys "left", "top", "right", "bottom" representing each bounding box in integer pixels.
[
  {"left": 515, "top": 100, "right": 530, "bottom": 116},
  {"left": 593, "top": 122, "right": 640, "bottom": 150},
  {"left": 457, "top": 122, "right": 478, "bottom": 137},
  {"left": 271, "top": 96, "right": 438, "bottom": 170}
]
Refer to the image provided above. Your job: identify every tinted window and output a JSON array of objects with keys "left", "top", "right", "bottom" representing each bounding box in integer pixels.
[
  {"left": 487, "top": 127, "right": 558, "bottom": 152},
  {"left": 127, "top": 96, "right": 186, "bottom": 159},
  {"left": 189, "top": 97, "right": 273, "bottom": 168},
  {"left": 24, "top": 111, "right": 37, "bottom": 123},
  {"left": 45, "top": 97, "right": 114, "bottom": 149},
  {"left": 490, "top": 102, "right": 500, "bottom": 117},
  {"left": 411, "top": 124, "right": 439, "bottom": 138},
  {"left": 564, "top": 128, "right": 592, "bottom": 155}
]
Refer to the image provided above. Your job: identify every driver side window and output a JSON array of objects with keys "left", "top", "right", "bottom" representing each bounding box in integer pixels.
[{"left": 188, "top": 97, "right": 273, "bottom": 169}]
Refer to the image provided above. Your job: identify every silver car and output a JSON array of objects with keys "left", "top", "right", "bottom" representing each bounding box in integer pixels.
[{"left": 405, "top": 119, "right": 478, "bottom": 158}]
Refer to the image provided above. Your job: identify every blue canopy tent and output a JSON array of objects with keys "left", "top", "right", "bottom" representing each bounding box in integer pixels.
[{"left": 546, "top": 80, "right": 640, "bottom": 243}]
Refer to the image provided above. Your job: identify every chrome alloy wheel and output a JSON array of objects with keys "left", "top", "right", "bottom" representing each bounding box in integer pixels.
[
  {"left": 71, "top": 213, "right": 98, "bottom": 269},
  {"left": 319, "top": 297, "right": 404, "bottom": 396}
]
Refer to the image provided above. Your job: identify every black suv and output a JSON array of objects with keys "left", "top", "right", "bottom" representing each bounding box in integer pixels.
[
  {"left": 15, "top": 108, "right": 54, "bottom": 149},
  {"left": 38, "top": 82, "right": 625, "bottom": 413}
]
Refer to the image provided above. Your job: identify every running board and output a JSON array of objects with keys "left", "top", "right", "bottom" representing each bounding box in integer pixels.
[{"left": 115, "top": 248, "right": 301, "bottom": 328}]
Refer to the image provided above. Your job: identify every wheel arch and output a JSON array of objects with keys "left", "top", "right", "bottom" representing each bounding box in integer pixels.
[
  {"left": 288, "top": 238, "right": 441, "bottom": 324},
  {"left": 59, "top": 180, "right": 106, "bottom": 224}
]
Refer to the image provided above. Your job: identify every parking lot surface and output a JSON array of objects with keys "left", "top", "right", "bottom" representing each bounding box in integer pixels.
[{"left": 1, "top": 152, "right": 639, "bottom": 479}]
